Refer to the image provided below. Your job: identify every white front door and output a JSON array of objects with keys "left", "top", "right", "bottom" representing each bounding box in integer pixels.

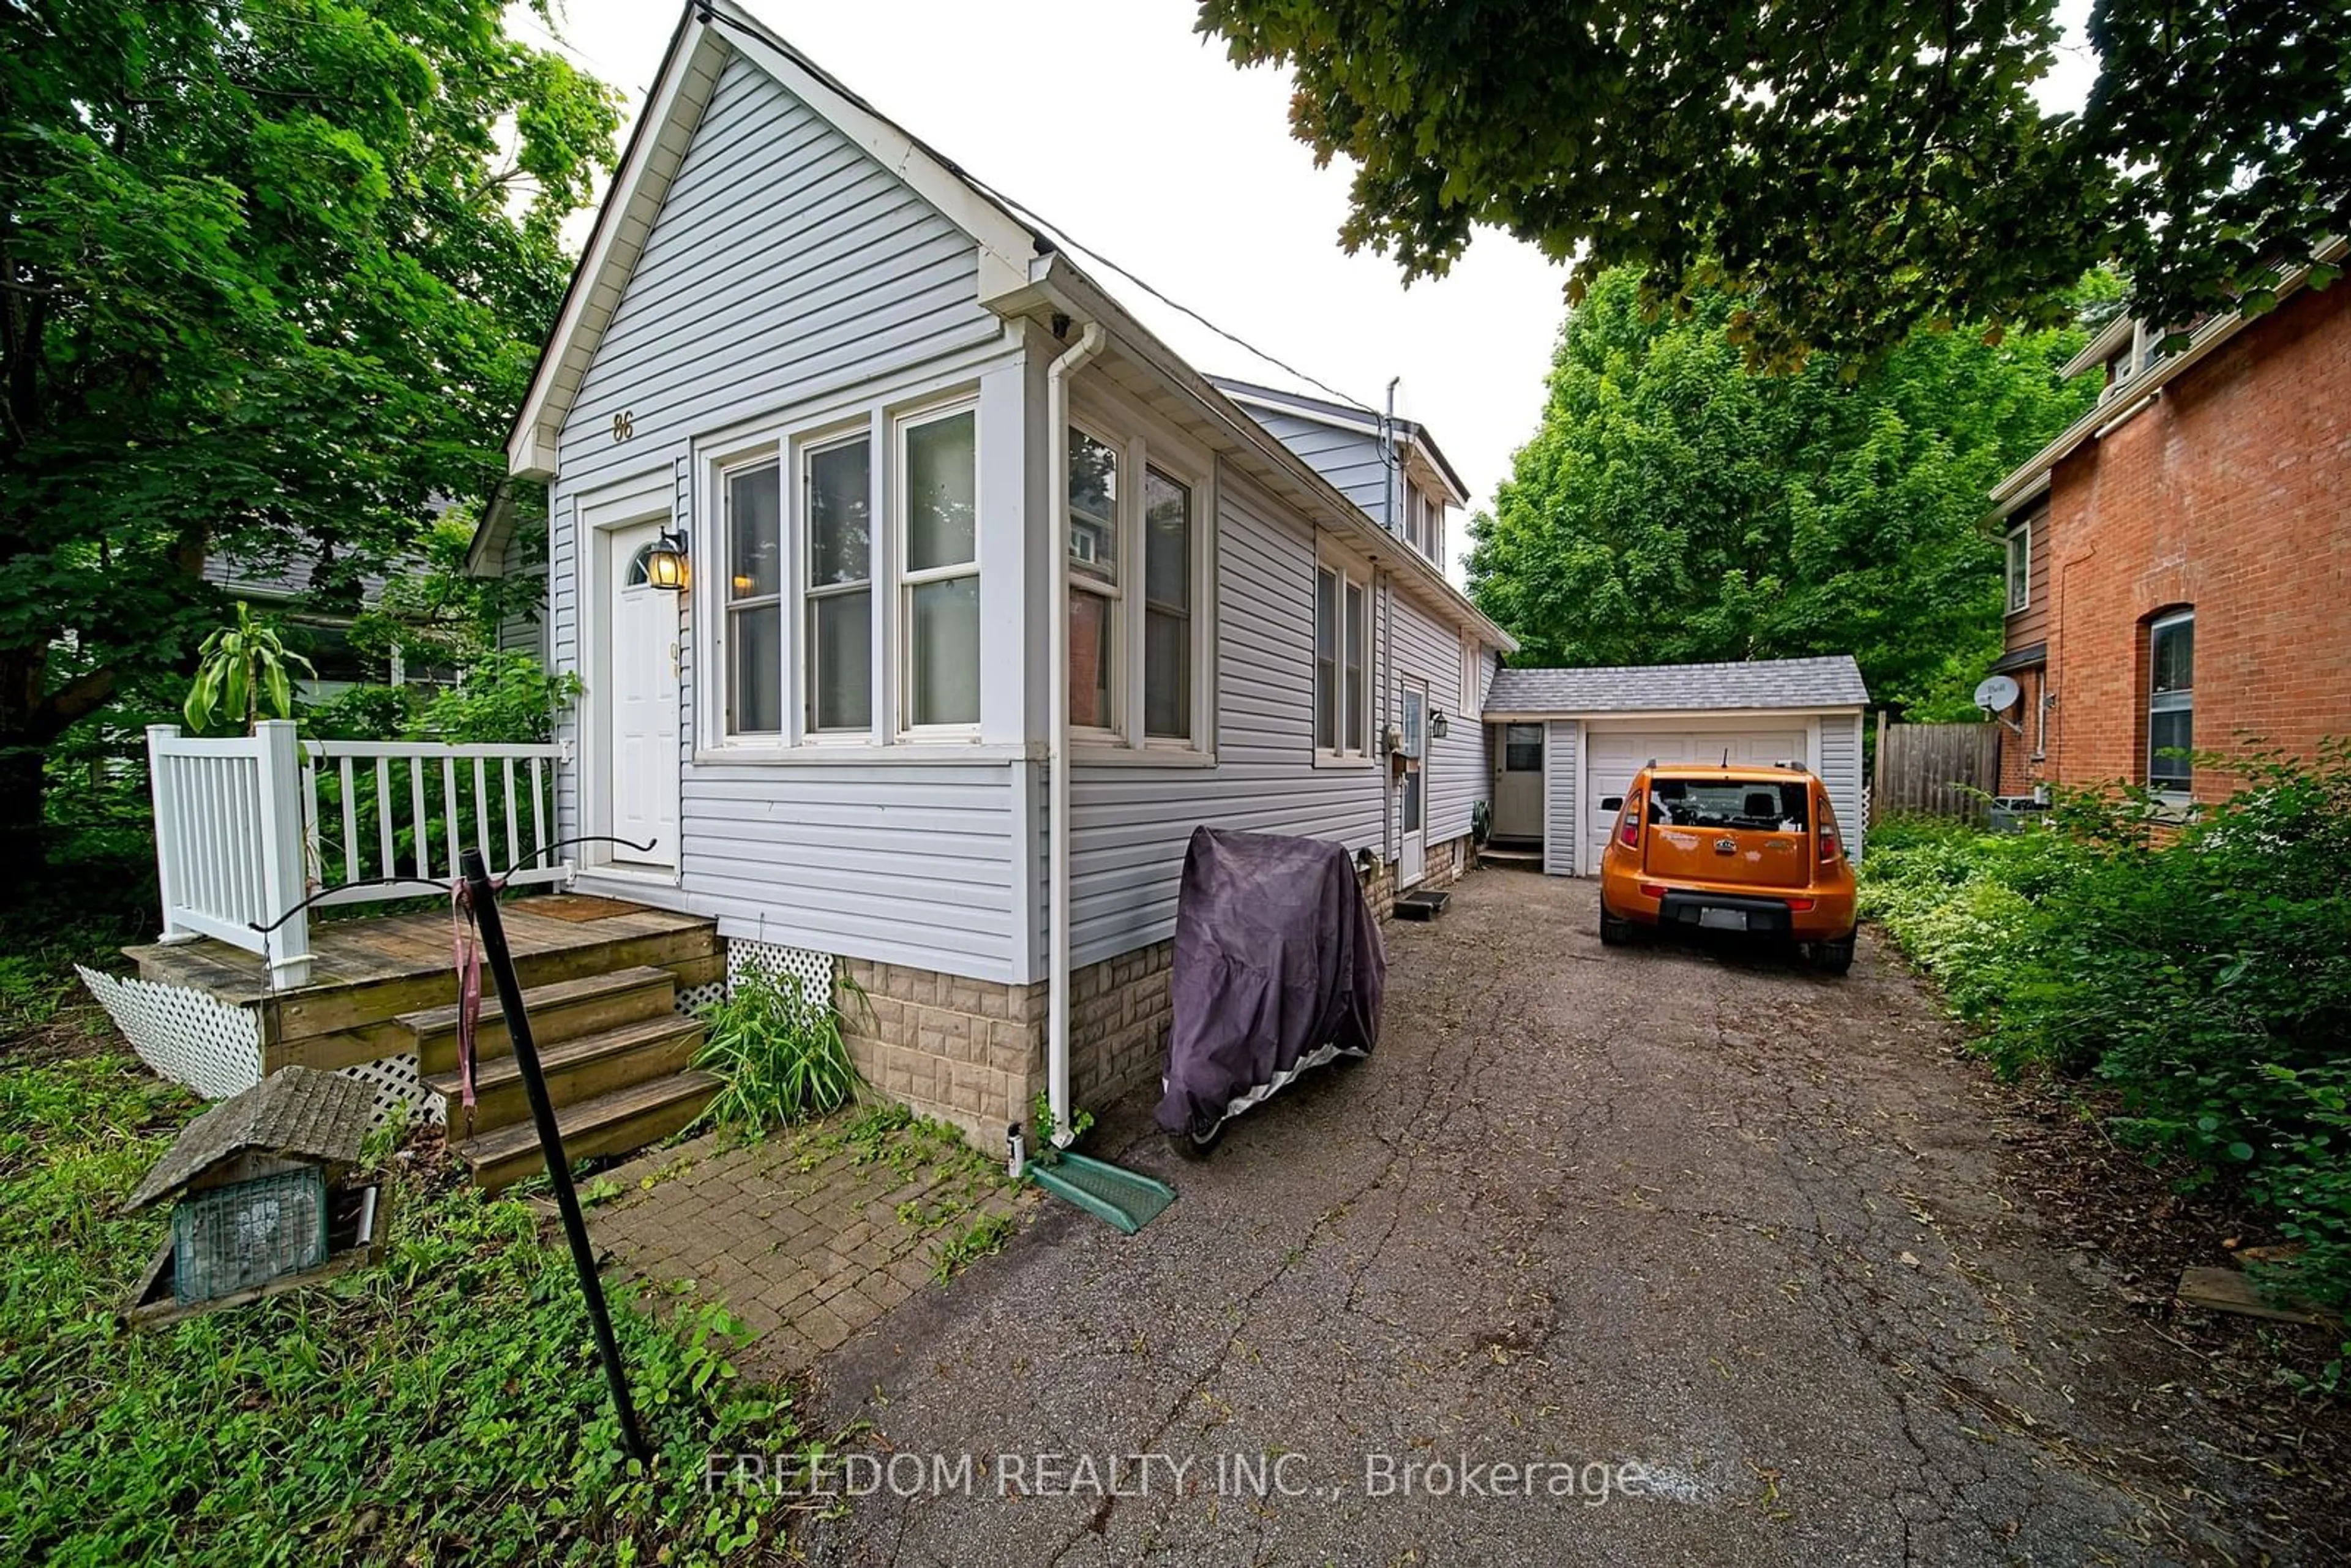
[
  {"left": 1583, "top": 726, "right": 1805, "bottom": 874},
  {"left": 1398, "top": 680, "right": 1428, "bottom": 885},
  {"left": 1493, "top": 722, "right": 1545, "bottom": 840},
  {"left": 607, "top": 520, "right": 680, "bottom": 870}
]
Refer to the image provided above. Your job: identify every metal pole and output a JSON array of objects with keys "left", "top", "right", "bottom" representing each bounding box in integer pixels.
[{"left": 459, "top": 849, "right": 651, "bottom": 1465}]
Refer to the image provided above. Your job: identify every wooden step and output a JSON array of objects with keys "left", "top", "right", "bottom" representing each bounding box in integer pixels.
[
  {"left": 451, "top": 1071, "right": 721, "bottom": 1193},
  {"left": 429, "top": 1014, "right": 706, "bottom": 1136},
  {"left": 400, "top": 966, "right": 680, "bottom": 1071}
]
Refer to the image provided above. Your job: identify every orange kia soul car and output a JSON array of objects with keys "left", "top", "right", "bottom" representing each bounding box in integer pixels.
[{"left": 1597, "top": 762, "right": 1857, "bottom": 973}]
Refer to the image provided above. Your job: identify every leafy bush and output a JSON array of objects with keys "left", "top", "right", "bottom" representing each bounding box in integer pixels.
[
  {"left": 414, "top": 651, "right": 582, "bottom": 745},
  {"left": 694, "top": 962, "right": 868, "bottom": 1134},
  {"left": 0, "top": 1056, "right": 807, "bottom": 1566},
  {"left": 1861, "top": 746, "right": 2351, "bottom": 1375}
]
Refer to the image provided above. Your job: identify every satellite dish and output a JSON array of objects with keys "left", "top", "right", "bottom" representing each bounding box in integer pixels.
[{"left": 1973, "top": 674, "right": 2022, "bottom": 713}]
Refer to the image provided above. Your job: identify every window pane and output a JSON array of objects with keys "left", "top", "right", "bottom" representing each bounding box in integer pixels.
[
  {"left": 1144, "top": 470, "right": 1189, "bottom": 609},
  {"left": 729, "top": 464, "right": 781, "bottom": 600},
  {"left": 1069, "top": 428, "right": 1118, "bottom": 585},
  {"left": 1505, "top": 724, "right": 1543, "bottom": 772},
  {"left": 1314, "top": 568, "right": 1337, "bottom": 749},
  {"left": 1403, "top": 768, "right": 1422, "bottom": 832},
  {"left": 1070, "top": 590, "right": 1113, "bottom": 730},
  {"left": 807, "top": 589, "right": 871, "bottom": 732},
  {"left": 808, "top": 440, "right": 871, "bottom": 587},
  {"left": 906, "top": 411, "right": 977, "bottom": 571},
  {"left": 910, "top": 576, "right": 980, "bottom": 725},
  {"left": 1145, "top": 608, "right": 1188, "bottom": 738},
  {"left": 2150, "top": 708, "right": 2192, "bottom": 784},
  {"left": 2151, "top": 617, "right": 2193, "bottom": 694},
  {"left": 1344, "top": 581, "right": 1366, "bottom": 748},
  {"left": 729, "top": 604, "right": 781, "bottom": 734}
]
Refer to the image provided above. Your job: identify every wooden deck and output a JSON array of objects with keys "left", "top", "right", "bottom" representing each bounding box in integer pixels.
[{"left": 127, "top": 895, "right": 722, "bottom": 1073}]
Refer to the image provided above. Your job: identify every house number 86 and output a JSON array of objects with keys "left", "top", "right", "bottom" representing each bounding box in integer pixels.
[{"left": 611, "top": 410, "right": 634, "bottom": 441}]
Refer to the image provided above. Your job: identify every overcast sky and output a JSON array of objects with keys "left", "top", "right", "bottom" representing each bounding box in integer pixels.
[{"left": 512, "top": 1, "right": 2098, "bottom": 583}]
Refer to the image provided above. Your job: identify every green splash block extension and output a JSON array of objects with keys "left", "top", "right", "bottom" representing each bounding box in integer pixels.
[{"left": 1028, "top": 1151, "right": 1176, "bottom": 1234}]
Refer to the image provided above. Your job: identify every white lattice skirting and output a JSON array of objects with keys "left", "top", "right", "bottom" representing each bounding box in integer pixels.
[
  {"left": 77, "top": 967, "right": 441, "bottom": 1129},
  {"left": 672, "top": 939, "right": 833, "bottom": 1016},
  {"left": 78, "top": 966, "right": 261, "bottom": 1101}
]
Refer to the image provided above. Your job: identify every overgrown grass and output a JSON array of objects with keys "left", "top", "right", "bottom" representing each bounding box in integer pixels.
[
  {"left": 1860, "top": 745, "right": 2351, "bottom": 1386},
  {"left": 692, "top": 961, "right": 867, "bottom": 1135},
  {"left": 0, "top": 1055, "right": 810, "bottom": 1566}
]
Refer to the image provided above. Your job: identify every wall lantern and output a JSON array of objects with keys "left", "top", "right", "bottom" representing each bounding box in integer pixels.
[
  {"left": 644, "top": 528, "right": 689, "bottom": 591},
  {"left": 1430, "top": 707, "right": 1450, "bottom": 741}
]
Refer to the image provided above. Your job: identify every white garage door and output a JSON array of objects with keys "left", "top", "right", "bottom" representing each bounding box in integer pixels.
[{"left": 1583, "top": 727, "right": 1807, "bottom": 873}]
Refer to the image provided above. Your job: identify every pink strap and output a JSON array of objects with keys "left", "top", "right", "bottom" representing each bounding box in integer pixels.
[{"left": 451, "top": 882, "right": 482, "bottom": 1130}]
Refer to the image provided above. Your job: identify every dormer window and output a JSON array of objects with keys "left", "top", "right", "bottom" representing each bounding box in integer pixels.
[{"left": 1401, "top": 483, "right": 1445, "bottom": 565}]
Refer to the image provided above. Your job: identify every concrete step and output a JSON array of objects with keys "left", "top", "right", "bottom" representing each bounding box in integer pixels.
[
  {"left": 429, "top": 1013, "right": 705, "bottom": 1136},
  {"left": 451, "top": 1070, "right": 720, "bottom": 1193},
  {"left": 401, "top": 966, "right": 679, "bottom": 1073}
]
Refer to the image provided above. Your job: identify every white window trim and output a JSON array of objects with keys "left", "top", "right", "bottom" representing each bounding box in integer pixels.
[
  {"left": 1067, "top": 415, "right": 1125, "bottom": 748},
  {"left": 895, "top": 396, "right": 983, "bottom": 738},
  {"left": 1314, "top": 545, "right": 1376, "bottom": 768},
  {"left": 2005, "top": 519, "right": 2031, "bottom": 615},
  {"left": 1065, "top": 386, "right": 1218, "bottom": 763},
  {"left": 1459, "top": 632, "right": 1481, "bottom": 715}
]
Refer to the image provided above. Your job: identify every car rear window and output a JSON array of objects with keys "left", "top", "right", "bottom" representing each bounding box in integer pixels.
[{"left": 1649, "top": 779, "right": 1809, "bottom": 831}]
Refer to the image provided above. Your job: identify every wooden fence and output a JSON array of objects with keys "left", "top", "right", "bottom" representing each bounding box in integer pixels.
[{"left": 1872, "top": 721, "right": 2000, "bottom": 823}]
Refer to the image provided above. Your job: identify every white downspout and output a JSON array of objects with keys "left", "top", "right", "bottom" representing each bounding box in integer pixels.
[{"left": 1046, "top": 321, "right": 1106, "bottom": 1146}]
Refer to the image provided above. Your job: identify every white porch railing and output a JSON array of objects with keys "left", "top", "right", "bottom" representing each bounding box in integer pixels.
[{"left": 147, "top": 722, "right": 569, "bottom": 989}]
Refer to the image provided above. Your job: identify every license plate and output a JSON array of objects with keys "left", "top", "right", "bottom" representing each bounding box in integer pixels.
[{"left": 1697, "top": 907, "right": 1749, "bottom": 932}]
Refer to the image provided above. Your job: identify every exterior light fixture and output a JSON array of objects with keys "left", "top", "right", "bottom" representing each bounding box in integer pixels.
[
  {"left": 644, "top": 528, "right": 689, "bottom": 591},
  {"left": 1430, "top": 707, "right": 1450, "bottom": 740}
]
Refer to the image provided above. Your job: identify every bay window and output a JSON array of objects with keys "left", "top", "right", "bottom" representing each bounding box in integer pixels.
[
  {"left": 724, "top": 462, "right": 782, "bottom": 736},
  {"left": 901, "top": 407, "right": 979, "bottom": 729},
  {"left": 803, "top": 434, "right": 872, "bottom": 734}
]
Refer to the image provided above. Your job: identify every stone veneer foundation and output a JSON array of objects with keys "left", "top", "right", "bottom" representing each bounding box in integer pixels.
[{"left": 833, "top": 833, "right": 1472, "bottom": 1145}]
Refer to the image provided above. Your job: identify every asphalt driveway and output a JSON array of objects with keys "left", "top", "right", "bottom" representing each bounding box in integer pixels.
[{"left": 793, "top": 869, "right": 2323, "bottom": 1566}]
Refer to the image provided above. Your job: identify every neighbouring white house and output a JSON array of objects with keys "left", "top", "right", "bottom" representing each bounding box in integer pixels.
[
  {"left": 459, "top": 0, "right": 1516, "bottom": 1142},
  {"left": 1480, "top": 657, "right": 1871, "bottom": 877}
]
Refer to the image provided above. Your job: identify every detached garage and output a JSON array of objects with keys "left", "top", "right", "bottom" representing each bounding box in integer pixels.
[{"left": 1482, "top": 656, "right": 1870, "bottom": 876}]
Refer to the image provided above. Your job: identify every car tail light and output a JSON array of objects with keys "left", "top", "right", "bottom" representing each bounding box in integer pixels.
[
  {"left": 1785, "top": 898, "right": 1817, "bottom": 913},
  {"left": 1638, "top": 882, "right": 1667, "bottom": 899},
  {"left": 1618, "top": 812, "right": 1640, "bottom": 849},
  {"left": 1819, "top": 827, "right": 1841, "bottom": 864}
]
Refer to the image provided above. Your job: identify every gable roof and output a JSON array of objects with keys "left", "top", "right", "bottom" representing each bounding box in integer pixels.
[
  {"left": 1484, "top": 656, "right": 1868, "bottom": 716},
  {"left": 490, "top": 0, "right": 1514, "bottom": 651},
  {"left": 1209, "top": 376, "right": 1472, "bottom": 506}
]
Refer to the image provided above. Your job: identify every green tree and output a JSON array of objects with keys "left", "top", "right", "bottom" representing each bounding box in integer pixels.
[
  {"left": 1465, "top": 268, "right": 2104, "bottom": 716},
  {"left": 1198, "top": 0, "right": 2349, "bottom": 367},
  {"left": 0, "top": 1, "right": 616, "bottom": 858}
]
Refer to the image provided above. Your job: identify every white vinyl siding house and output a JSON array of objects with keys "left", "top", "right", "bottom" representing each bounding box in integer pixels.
[{"left": 487, "top": 2, "right": 1515, "bottom": 1001}]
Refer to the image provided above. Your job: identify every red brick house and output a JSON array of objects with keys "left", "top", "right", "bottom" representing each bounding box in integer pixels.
[{"left": 1985, "top": 250, "right": 2350, "bottom": 804}]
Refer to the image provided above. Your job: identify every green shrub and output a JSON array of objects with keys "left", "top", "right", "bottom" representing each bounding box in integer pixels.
[
  {"left": 1861, "top": 746, "right": 2351, "bottom": 1379},
  {"left": 0, "top": 1056, "right": 806, "bottom": 1565},
  {"left": 694, "top": 962, "right": 868, "bottom": 1134}
]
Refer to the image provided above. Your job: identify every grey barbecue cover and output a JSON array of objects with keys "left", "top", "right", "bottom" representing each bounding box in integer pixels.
[{"left": 1155, "top": 827, "right": 1385, "bottom": 1140}]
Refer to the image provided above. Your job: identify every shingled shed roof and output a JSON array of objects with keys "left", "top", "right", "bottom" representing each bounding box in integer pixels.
[
  {"left": 1485, "top": 656, "right": 1869, "bottom": 716},
  {"left": 127, "top": 1067, "right": 377, "bottom": 1212}
]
